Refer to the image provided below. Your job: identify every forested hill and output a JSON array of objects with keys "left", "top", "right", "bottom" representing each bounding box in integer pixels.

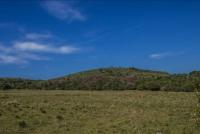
[{"left": 0, "top": 67, "right": 200, "bottom": 91}]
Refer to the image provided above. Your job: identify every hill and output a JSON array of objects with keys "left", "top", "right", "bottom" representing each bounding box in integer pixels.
[{"left": 0, "top": 67, "right": 200, "bottom": 91}]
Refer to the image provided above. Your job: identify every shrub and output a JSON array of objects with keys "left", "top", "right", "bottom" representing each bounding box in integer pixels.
[
  {"left": 160, "top": 84, "right": 176, "bottom": 91},
  {"left": 179, "top": 83, "right": 194, "bottom": 92},
  {"left": 56, "top": 115, "right": 64, "bottom": 120},
  {"left": 147, "top": 82, "right": 160, "bottom": 91},
  {"left": 0, "top": 83, "right": 12, "bottom": 90},
  {"left": 142, "top": 81, "right": 161, "bottom": 91},
  {"left": 18, "top": 120, "right": 27, "bottom": 128},
  {"left": 40, "top": 108, "right": 46, "bottom": 114},
  {"left": 15, "top": 115, "right": 20, "bottom": 119}
]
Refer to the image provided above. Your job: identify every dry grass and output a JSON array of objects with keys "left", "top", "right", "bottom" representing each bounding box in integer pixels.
[{"left": 0, "top": 90, "right": 199, "bottom": 134}]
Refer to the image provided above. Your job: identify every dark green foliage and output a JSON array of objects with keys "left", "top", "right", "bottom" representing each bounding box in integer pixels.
[
  {"left": 0, "top": 83, "right": 11, "bottom": 90},
  {"left": 0, "top": 67, "right": 199, "bottom": 92},
  {"left": 0, "top": 78, "right": 43, "bottom": 90},
  {"left": 144, "top": 81, "right": 160, "bottom": 91},
  {"left": 40, "top": 108, "right": 47, "bottom": 114},
  {"left": 18, "top": 120, "right": 27, "bottom": 128},
  {"left": 56, "top": 115, "right": 64, "bottom": 120}
]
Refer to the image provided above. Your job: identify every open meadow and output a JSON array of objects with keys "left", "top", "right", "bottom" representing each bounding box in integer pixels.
[{"left": 0, "top": 90, "right": 199, "bottom": 134}]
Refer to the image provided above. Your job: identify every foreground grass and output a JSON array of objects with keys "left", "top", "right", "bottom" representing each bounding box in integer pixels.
[{"left": 0, "top": 90, "right": 199, "bottom": 134}]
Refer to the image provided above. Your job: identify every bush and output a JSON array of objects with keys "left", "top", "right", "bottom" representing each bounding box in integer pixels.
[
  {"left": 160, "top": 84, "right": 176, "bottom": 91},
  {"left": 147, "top": 82, "right": 160, "bottom": 91},
  {"left": 40, "top": 108, "right": 46, "bottom": 114},
  {"left": 0, "top": 83, "right": 12, "bottom": 90},
  {"left": 179, "top": 83, "right": 194, "bottom": 92},
  {"left": 139, "top": 81, "right": 161, "bottom": 91},
  {"left": 56, "top": 115, "right": 64, "bottom": 120},
  {"left": 18, "top": 120, "right": 27, "bottom": 128}
]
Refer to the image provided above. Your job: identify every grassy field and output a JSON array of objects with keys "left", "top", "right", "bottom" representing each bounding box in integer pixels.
[{"left": 0, "top": 90, "right": 199, "bottom": 134}]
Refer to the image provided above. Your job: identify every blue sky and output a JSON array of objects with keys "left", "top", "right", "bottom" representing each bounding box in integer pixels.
[{"left": 0, "top": 0, "right": 200, "bottom": 79}]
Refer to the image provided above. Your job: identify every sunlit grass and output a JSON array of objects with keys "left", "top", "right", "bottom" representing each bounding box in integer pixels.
[{"left": 0, "top": 90, "right": 199, "bottom": 134}]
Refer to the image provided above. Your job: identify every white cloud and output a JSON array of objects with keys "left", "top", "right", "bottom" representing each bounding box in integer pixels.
[
  {"left": 25, "top": 32, "right": 52, "bottom": 40},
  {"left": 57, "top": 46, "right": 79, "bottom": 54},
  {"left": 42, "top": 0, "right": 86, "bottom": 21},
  {"left": 14, "top": 42, "right": 79, "bottom": 54},
  {"left": 149, "top": 52, "right": 172, "bottom": 59},
  {"left": 0, "top": 29, "right": 82, "bottom": 64},
  {"left": 0, "top": 53, "right": 49, "bottom": 64},
  {"left": 0, "top": 41, "right": 79, "bottom": 64},
  {"left": 149, "top": 54, "right": 164, "bottom": 59},
  {"left": 149, "top": 51, "right": 184, "bottom": 59},
  {"left": 0, "top": 55, "right": 27, "bottom": 64},
  {"left": 14, "top": 42, "right": 47, "bottom": 52}
]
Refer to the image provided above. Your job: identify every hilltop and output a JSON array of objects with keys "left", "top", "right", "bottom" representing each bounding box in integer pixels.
[{"left": 0, "top": 67, "right": 200, "bottom": 91}]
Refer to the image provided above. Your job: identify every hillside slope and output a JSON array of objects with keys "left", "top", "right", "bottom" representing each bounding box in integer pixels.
[
  {"left": 0, "top": 67, "right": 199, "bottom": 91},
  {"left": 48, "top": 67, "right": 170, "bottom": 90}
]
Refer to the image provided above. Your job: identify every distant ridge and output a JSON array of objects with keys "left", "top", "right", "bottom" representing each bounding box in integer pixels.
[
  {"left": 0, "top": 67, "right": 199, "bottom": 91},
  {"left": 52, "top": 67, "right": 169, "bottom": 81}
]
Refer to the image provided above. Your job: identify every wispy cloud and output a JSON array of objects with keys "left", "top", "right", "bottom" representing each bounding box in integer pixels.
[
  {"left": 149, "top": 51, "right": 184, "bottom": 59},
  {"left": 0, "top": 29, "right": 82, "bottom": 64},
  {"left": 0, "top": 53, "right": 48, "bottom": 64},
  {"left": 25, "top": 32, "right": 52, "bottom": 40},
  {"left": 0, "top": 41, "right": 79, "bottom": 64},
  {"left": 149, "top": 52, "right": 170, "bottom": 59},
  {"left": 41, "top": 0, "right": 86, "bottom": 21},
  {"left": 14, "top": 42, "right": 79, "bottom": 54},
  {"left": 0, "top": 55, "right": 27, "bottom": 64}
]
